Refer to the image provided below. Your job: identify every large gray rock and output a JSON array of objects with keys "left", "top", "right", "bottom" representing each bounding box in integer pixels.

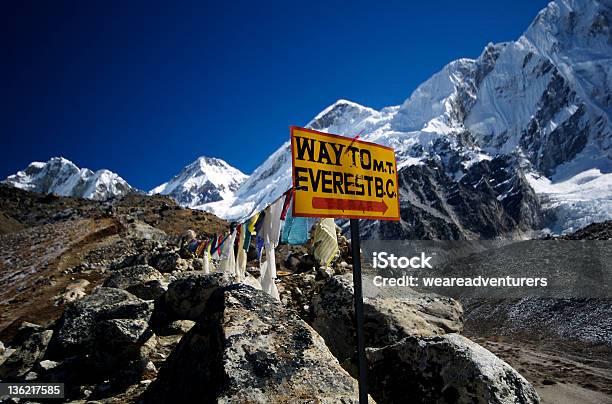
[
  {"left": 158, "top": 320, "right": 196, "bottom": 336},
  {"left": 103, "top": 264, "right": 167, "bottom": 300},
  {"left": 95, "top": 319, "right": 152, "bottom": 357},
  {"left": 0, "top": 343, "right": 14, "bottom": 368},
  {"left": 10, "top": 322, "right": 44, "bottom": 346},
  {"left": 0, "top": 330, "right": 53, "bottom": 379},
  {"left": 312, "top": 275, "right": 537, "bottom": 403},
  {"left": 367, "top": 334, "right": 539, "bottom": 404},
  {"left": 92, "top": 318, "right": 157, "bottom": 377},
  {"left": 51, "top": 287, "right": 153, "bottom": 356},
  {"left": 145, "top": 284, "right": 371, "bottom": 403},
  {"left": 150, "top": 251, "right": 189, "bottom": 273},
  {"left": 312, "top": 274, "right": 463, "bottom": 362},
  {"left": 164, "top": 272, "right": 232, "bottom": 320}
]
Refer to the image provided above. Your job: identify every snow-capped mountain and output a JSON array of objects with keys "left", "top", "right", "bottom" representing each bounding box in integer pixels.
[
  {"left": 2, "top": 157, "right": 134, "bottom": 200},
  {"left": 150, "top": 156, "right": 247, "bottom": 208},
  {"left": 204, "top": 0, "right": 612, "bottom": 236},
  {"left": 3, "top": 0, "right": 609, "bottom": 236}
]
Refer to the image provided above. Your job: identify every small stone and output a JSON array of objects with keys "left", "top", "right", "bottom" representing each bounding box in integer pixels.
[
  {"left": 0, "top": 330, "right": 53, "bottom": 379},
  {"left": 192, "top": 258, "right": 205, "bottom": 271},
  {"left": 55, "top": 279, "right": 90, "bottom": 305},
  {"left": 316, "top": 266, "right": 334, "bottom": 280},
  {"left": 175, "top": 258, "right": 191, "bottom": 271},
  {"left": 12, "top": 322, "right": 43, "bottom": 345},
  {"left": 0, "top": 348, "right": 15, "bottom": 367},
  {"left": 163, "top": 320, "right": 196, "bottom": 335},
  {"left": 25, "top": 371, "right": 38, "bottom": 380},
  {"left": 39, "top": 359, "right": 59, "bottom": 371},
  {"left": 247, "top": 266, "right": 261, "bottom": 277},
  {"left": 165, "top": 273, "right": 231, "bottom": 320},
  {"left": 150, "top": 251, "right": 182, "bottom": 273},
  {"left": 142, "top": 361, "right": 157, "bottom": 380},
  {"left": 283, "top": 254, "right": 302, "bottom": 271},
  {"left": 103, "top": 265, "right": 166, "bottom": 300}
]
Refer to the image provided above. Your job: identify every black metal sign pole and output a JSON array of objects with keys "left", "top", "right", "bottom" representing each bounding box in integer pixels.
[{"left": 350, "top": 218, "right": 368, "bottom": 403}]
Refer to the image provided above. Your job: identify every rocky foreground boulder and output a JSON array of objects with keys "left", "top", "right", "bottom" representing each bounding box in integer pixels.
[
  {"left": 312, "top": 274, "right": 539, "bottom": 403},
  {"left": 312, "top": 274, "right": 463, "bottom": 363},
  {"left": 0, "top": 231, "right": 541, "bottom": 403},
  {"left": 0, "top": 329, "right": 52, "bottom": 379},
  {"left": 50, "top": 287, "right": 154, "bottom": 358},
  {"left": 150, "top": 250, "right": 190, "bottom": 273},
  {"left": 145, "top": 283, "right": 372, "bottom": 403},
  {"left": 163, "top": 272, "right": 232, "bottom": 320},
  {"left": 367, "top": 334, "right": 539, "bottom": 404},
  {"left": 103, "top": 264, "right": 167, "bottom": 300}
]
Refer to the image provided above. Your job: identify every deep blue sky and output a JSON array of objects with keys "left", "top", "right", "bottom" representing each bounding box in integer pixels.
[{"left": 1, "top": 0, "right": 548, "bottom": 191}]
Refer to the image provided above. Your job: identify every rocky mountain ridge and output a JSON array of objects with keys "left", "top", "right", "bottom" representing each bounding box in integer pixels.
[
  {"left": 2, "top": 157, "right": 134, "bottom": 201},
  {"left": 202, "top": 0, "right": 612, "bottom": 236},
  {"left": 149, "top": 156, "right": 247, "bottom": 208},
  {"left": 3, "top": 0, "right": 612, "bottom": 238}
]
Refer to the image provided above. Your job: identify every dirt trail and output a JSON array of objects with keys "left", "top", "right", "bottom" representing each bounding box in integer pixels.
[
  {"left": 0, "top": 218, "right": 122, "bottom": 338},
  {"left": 538, "top": 383, "right": 612, "bottom": 404},
  {"left": 470, "top": 336, "right": 612, "bottom": 403}
]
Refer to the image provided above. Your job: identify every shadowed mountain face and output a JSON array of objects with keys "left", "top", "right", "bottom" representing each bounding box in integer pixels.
[{"left": 362, "top": 155, "right": 541, "bottom": 240}]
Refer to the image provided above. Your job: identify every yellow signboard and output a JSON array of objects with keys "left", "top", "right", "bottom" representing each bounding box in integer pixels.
[{"left": 290, "top": 126, "right": 400, "bottom": 221}]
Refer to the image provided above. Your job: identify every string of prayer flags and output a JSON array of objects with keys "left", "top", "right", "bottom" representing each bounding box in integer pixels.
[
  {"left": 256, "top": 236, "right": 264, "bottom": 259},
  {"left": 195, "top": 240, "right": 207, "bottom": 257},
  {"left": 312, "top": 218, "right": 339, "bottom": 266},
  {"left": 247, "top": 212, "right": 260, "bottom": 235},
  {"left": 280, "top": 189, "right": 293, "bottom": 221},
  {"left": 259, "top": 196, "right": 285, "bottom": 300},
  {"left": 235, "top": 224, "right": 247, "bottom": 281},
  {"left": 203, "top": 244, "right": 210, "bottom": 274},
  {"left": 219, "top": 228, "right": 237, "bottom": 275},
  {"left": 209, "top": 237, "right": 218, "bottom": 258},
  {"left": 281, "top": 201, "right": 314, "bottom": 245},
  {"left": 203, "top": 187, "right": 335, "bottom": 300}
]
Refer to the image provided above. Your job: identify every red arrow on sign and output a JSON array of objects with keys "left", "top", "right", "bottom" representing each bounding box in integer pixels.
[{"left": 312, "top": 197, "right": 388, "bottom": 213}]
